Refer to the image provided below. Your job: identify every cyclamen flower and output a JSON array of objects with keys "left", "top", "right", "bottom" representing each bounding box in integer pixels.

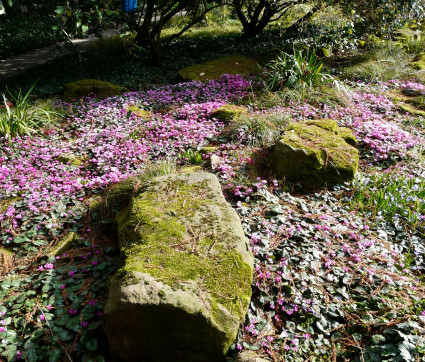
[
  {"left": 81, "top": 321, "right": 88, "bottom": 328},
  {"left": 0, "top": 327, "right": 5, "bottom": 333},
  {"left": 44, "top": 263, "right": 54, "bottom": 270}
]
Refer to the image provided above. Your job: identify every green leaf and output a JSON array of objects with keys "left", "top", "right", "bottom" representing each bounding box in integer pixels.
[
  {"left": 87, "top": 320, "right": 103, "bottom": 331},
  {"left": 59, "top": 329, "right": 73, "bottom": 341},
  {"left": 85, "top": 337, "right": 98, "bottom": 351},
  {"left": 54, "top": 313, "right": 70, "bottom": 326},
  {"left": 54, "top": 6, "right": 64, "bottom": 15},
  {"left": 82, "top": 25, "right": 89, "bottom": 34},
  {"left": 48, "top": 348, "right": 62, "bottom": 362}
]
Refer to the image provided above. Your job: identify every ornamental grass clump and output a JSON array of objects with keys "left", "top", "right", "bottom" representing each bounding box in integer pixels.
[
  {"left": 0, "top": 84, "right": 58, "bottom": 142},
  {"left": 261, "top": 49, "right": 334, "bottom": 92}
]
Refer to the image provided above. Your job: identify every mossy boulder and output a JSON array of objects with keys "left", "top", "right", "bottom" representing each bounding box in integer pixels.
[
  {"left": 179, "top": 55, "right": 261, "bottom": 82},
  {"left": 270, "top": 119, "right": 359, "bottom": 191},
  {"left": 211, "top": 104, "right": 248, "bottom": 123},
  {"left": 126, "top": 106, "right": 152, "bottom": 119},
  {"left": 57, "top": 152, "right": 82, "bottom": 166},
  {"left": 412, "top": 52, "right": 425, "bottom": 70},
  {"left": 104, "top": 171, "right": 253, "bottom": 361},
  {"left": 62, "top": 79, "right": 122, "bottom": 101},
  {"left": 47, "top": 232, "right": 80, "bottom": 257}
]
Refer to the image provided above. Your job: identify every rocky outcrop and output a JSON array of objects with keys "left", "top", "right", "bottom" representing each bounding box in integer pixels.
[
  {"left": 62, "top": 79, "right": 122, "bottom": 101},
  {"left": 179, "top": 55, "right": 261, "bottom": 82},
  {"left": 104, "top": 171, "right": 253, "bottom": 361},
  {"left": 270, "top": 119, "right": 359, "bottom": 190}
]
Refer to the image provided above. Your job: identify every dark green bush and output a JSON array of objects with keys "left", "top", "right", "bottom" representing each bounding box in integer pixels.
[{"left": 0, "top": 14, "right": 68, "bottom": 59}]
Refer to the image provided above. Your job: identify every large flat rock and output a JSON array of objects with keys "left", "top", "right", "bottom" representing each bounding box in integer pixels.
[{"left": 104, "top": 171, "right": 253, "bottom": 361}]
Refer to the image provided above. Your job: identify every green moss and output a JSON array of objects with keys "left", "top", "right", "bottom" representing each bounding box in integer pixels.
[
  {"left": 399, "top": 103, "right": 425, "bottom": 117},
  {"left": 0, "top": 197, "right": 21, "bottom": 213},
  {"left": 199, "top": 146, "right": 218, "bottom": 154},
  {"left": 63, "top": 79, "right": 122, "bottom": 101},
  {"left": 271, "top": 119, "right": 359, "bottom": 190},
  {"left": 210, "top": 105, "right": 248, "bottom": 123},
  {"left": 48, "top": 232, "right": 80, "bottom": 257},
  {"left": 115, "top": 177, "right": 252, "bottom": 324},
  {"left": 57, "top": 152, "right": 82, "bottom": 166},
  {"left": 179, "top": 55, "right": 261, "bottom": 82},
  {"left": 412, "top": 52, "right": 425, "bottom": 70},
  {"left": 339, "top": 127, "right": 358, "bottom": 147},
  {"left": 126, "top": 106, "right": 152, "bottom": 119}
]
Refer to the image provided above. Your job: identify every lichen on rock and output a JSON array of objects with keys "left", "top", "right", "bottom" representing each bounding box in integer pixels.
[
  {"left": 179, "top": 55, "right": 261, "bottom": 82},
  {"left": 104, "top": 171, "right": 253, "bottom": 361},
  {"left": 62, "top": 79, "right": 122, "bottom": 101},
  {"left": 270, "top": 119, "right": 359, "bottom": 191}
]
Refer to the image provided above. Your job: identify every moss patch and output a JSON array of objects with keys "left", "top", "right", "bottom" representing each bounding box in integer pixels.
[
  {"left": 412, "top": 52, "right": 425, "bottom": 70},
  {"left": 179, "top": 55, "right": 261, "bottom": 82},
  {"left": 126, "top": 106, "right": 152, "bottom": 119},
  {"left": 48, "top": 232, "right": 80, "bottom": 257},
  {"left": 399, "top": 103, "right": 425, "bottom": 117},
  {"left": 57, "top": 152, "right": 82, "bottom": 166},
  {"left": 270, "top": 119, "right": 359, "bottom": 190},
  {"left": 210, "top": 104, "right": 248, "bottom": 123},
  {"left": 63, "top": 79, "right": 122, "bottom": 101},
  {"left": 0, "top": 197, "right": 21, "bottom": 213},
  {"left": 115, "top": 175, "right": 252, "bottom": 324}
]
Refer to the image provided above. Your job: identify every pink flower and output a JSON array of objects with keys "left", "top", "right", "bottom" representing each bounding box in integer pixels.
[
  {"left": 0, "top": 327, "right": 5, "bottom": 333},
  {"left": 68, "top": 270, "right": 75, "bottom": 276},
  {"left": 44, "top": 263, "right": 54, "bottom": 270},
  {"left": 81, "top": 321, "right": 88, "bottom": 328},
  {"left": 89, "top": 299, "right": 95, "bottom": 306},
  {"left": 39, "top": 315, "right": 45, "bottom": 321}
]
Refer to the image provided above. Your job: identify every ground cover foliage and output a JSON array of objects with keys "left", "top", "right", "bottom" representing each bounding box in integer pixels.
[{"left": 1, "top": 11, "right": 425, "bottom": 362}]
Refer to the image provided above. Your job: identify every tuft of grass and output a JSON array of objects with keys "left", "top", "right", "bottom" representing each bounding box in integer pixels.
[
  {"left": 227, "top": 111, "right": 289, "bottom": 147},
  {"left": 162, "top": 23, "right": 242, "bottom": 39},
  {"left": 340, "top": 43, "right": 415, "bottom": 82},
  {"left": 247, "top": 82, "right": 352, "bottom": 109},
  {"left": 0, "top": 84, "right": 59, "bottom": 142}
]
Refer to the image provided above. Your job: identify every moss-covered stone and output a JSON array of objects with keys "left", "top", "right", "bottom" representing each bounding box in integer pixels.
[
  {"left": 57, "top": 153, "right": 82, "bottom": 166},
  {"left": 179, "top": 55, "right": 261, "bottom": 82},
  {"left": 270, "top": 119, "right": 359, "bottom": 191},
  {"left": 211, "top": 104, "right": 248, "bottom": 123},
  {"left": 199, "top": 146, "right": 218, "bottom": 154},
  {"left": 62, "top": 79, "right": 122, "bottom": 101},
  {"left": 399, "top": 103, "right": 425, "bottom": 117},
  {"left": 126, "top": 106, "right": 152, "bottom": 119},
  {"left": 47, "top": 232, "right": 80, "bottom": 257},
  {"left": 104, "top": 172, "right": 253, "bottom": 361},
  {"left": 412, "top": 52, "right": 425, "bottom": 70}
]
